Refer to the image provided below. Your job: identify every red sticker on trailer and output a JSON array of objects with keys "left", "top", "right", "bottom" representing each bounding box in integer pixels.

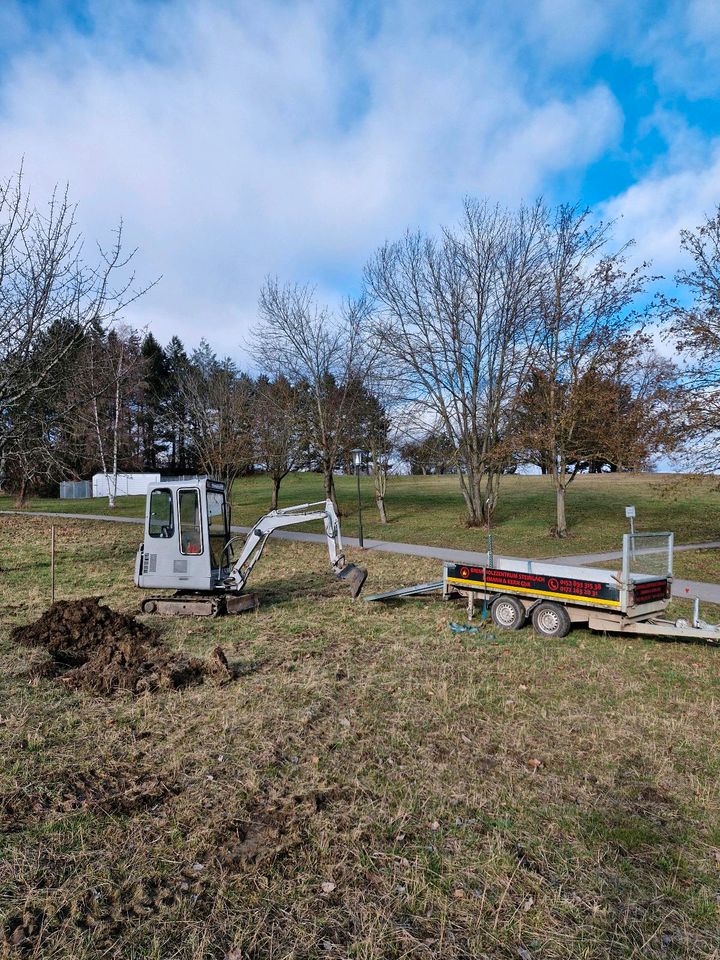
[
  {"left": 446, "top": 563, "right": 621, "bottom": 604},
  {"left": 632, "top": 580, "right": 668, "bottom": 605}
]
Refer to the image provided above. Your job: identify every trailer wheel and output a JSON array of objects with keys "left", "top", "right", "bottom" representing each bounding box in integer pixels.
[
  {"left": 532, "top": 601, "right": 571, "bottom": 638},
  {"left": 491, "top": 595, "right": 526, "bottom": 630}
]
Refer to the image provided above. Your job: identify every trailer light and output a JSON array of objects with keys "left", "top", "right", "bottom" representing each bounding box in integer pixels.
[
  {"left": 665, "top": 581, "right": 672, "bottom": 599},
  {"left": 628, "top": 588, "right": 635, "bottom": 607}
]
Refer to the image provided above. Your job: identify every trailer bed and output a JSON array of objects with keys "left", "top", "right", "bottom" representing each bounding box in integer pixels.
[{"left": 445, "top": 556, "right": 669, "bottom": 617}]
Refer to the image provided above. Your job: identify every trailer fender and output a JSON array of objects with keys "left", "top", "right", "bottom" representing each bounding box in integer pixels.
[{"left": 524, "top": 598, "right": 544, "bottom": 618}]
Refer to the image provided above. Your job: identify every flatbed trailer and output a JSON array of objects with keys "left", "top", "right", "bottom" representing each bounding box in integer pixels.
[{"left": 367, "top": 531, "right": 720, "bottom": 644}]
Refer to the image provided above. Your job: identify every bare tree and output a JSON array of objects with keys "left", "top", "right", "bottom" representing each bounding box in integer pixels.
[
  {"left": 529, "top": 205, "right": 651, "bottom": 536},
  {"left": 369, "top": 434, "right": 392, "bottom": 524},
  {"left": 252, "top": 280, "right": 373, "bottom": 511},
  {"left": 4, "top": 410, "right": 59, "bottom": 506},
  {"left": 662, "top": 206, "right": 720, "bottom": 471},
  {"left": 178, "top": 343, "right": 254, "bottom": 499},
  {"left": 364, "top": 382, "right": 394, "bottom": 524},
  {"left": 365, "top": 198, "right": 545, "bottom": 526},
  {"left": 80, "top": 327, "right": 145, "bottom": 508},
  {"left": 0, "top": 166, "right": 148, "bottom": 483},
  {"left": 253, "top": 374, "right": 302, "bottom": 509}
]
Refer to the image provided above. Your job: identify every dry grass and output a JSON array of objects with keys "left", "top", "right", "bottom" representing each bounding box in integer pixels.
[{"left": 1, "top": 516, "right": 720, "bottom": 959}]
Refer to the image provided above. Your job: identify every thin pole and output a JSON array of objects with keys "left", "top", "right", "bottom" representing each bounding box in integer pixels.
[
  {"left": 51, "top": 525, "right": 56, "bottom": 604},
  {"left": 356, "top": 465, "right": 364, "bottom": 549}
]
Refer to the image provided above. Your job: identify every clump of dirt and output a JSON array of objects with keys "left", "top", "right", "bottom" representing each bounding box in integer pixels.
[
  {"left": 10, "top": 597, "right": 234, "bottom": 695},
  {"left": 212, "top": 783, "right": 344, "bottom": 871},
  {"left": 1, "top": 767, "right": 175, "bottom": 827}
]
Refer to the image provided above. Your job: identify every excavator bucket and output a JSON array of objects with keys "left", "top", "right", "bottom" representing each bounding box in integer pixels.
[{"left": 337, "top": 563, "right": 368, "bottom": 599}]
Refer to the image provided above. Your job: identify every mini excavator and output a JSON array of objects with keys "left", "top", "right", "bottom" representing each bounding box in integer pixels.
[{"left": 134, "top": 478, "right": 367, "bottom": 616}]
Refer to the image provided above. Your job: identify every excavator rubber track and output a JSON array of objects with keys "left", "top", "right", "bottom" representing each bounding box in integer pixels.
[{"left": 140, "top": 592, "right": 259, "bottom": 617}]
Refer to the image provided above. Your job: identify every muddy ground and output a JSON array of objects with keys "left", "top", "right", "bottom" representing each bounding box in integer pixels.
[{"left": 10, "top": 597, "right": 233, "bottom": 694}]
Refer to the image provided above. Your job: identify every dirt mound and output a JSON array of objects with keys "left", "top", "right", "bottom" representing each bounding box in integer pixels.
[{"left": 11, "top": 597, "right": 233, "bottom": 695}]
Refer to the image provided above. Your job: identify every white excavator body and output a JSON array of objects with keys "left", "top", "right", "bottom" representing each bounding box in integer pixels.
[{"left": 134, "top": 477, "right": 367, "bottom": 615}]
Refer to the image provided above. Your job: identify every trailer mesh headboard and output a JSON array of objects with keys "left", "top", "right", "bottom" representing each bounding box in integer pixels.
[{"left": 623, "top": 532, "right": 673, "bottom": 582}]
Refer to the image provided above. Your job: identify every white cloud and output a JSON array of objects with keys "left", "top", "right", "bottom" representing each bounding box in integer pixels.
[
  {"left": 603, "top": 141, "right": 720, "bottom": 272},
  {"left": 630, "top": 0, "right": 720, "bottom": 99},
  {"left": 523, "top": 0, "right": 612, "bottom": 65},
  {"left": 0, "top": 0, "right": 622, "bottom": 357}
]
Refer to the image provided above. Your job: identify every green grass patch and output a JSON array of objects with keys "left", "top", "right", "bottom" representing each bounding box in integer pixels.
[{"left": 5, "top": 470, "right": 720, "bottom": 562}]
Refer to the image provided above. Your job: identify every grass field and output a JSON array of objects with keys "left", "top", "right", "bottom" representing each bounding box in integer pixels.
[
  {"left": 3, "top": 471, "right": 720, "bottom": 563},
  {"left": 1, "top": 513, "right": 720, "bottom": 959},
  {"left": 672, "top": 550, "right": 720, "bottom": 584}
]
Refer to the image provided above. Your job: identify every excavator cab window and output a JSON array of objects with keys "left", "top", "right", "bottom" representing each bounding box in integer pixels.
[
  {"left": 148, "top": 488, "right": 174, "bottom": 539},
  {"left": 179, "top": 489, "right": 203, "bottom": 555},
  {"left": 207, "top": 489, "right": 229, "bottom": 570}
]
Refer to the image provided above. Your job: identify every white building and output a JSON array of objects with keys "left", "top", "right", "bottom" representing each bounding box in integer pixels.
[{"left": 92, "top": 472, "right": 161, "bottom": 498}]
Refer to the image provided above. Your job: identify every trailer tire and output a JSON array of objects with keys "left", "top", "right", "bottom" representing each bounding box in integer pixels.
[
  {"left": 532, "top": 601, "right": 571, "bottom": 638},
  {"left": 491, "top": 595, "right": 526, "bottom": 630}
]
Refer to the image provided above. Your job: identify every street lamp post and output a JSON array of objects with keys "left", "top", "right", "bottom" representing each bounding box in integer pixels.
[{"left": 351, "top": 448, "right": 366, "bottom": 548}]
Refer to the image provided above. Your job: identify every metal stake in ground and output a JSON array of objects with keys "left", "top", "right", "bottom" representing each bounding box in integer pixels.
[
  {"left": 352, "top": 448, "right": 366, "bottom": 549},
  {"left": 482, "top": 533, "right": 493, "bottom": 622},
  {"left": 626, "top": 505, "right": 636, "bottom": 562},
  {"left": 51, "top": 525, "right": 56, "bottom": 604}
]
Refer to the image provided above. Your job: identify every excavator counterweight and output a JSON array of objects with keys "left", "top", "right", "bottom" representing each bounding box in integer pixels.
[{"left": 134, "top": 478, "right": 367, "bottom": 615}]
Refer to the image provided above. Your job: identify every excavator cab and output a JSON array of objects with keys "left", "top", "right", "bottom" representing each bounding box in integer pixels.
[{"left": 135, "top": 478, "right": 231, "bottom": 593}]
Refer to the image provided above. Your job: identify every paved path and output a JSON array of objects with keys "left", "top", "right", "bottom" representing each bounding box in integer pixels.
[
  {"left": 539, "top": 541, "right": 720, "bottom": 565},
  {"left": 4, "top": 510, "right": 720, "bottom": 603}
]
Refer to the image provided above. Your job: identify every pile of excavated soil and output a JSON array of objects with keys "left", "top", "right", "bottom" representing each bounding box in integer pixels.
[{"left": 11, "top": 597, "right": 233, "bottom": 695}]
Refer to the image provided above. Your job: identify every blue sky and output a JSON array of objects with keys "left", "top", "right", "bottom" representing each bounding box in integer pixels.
[{"left": 0, "top": 0, "right": 719, "bottom": 354}]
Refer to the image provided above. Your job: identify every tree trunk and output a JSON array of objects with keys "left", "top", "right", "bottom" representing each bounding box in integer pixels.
[
  {"left": 482, "top": 469, "right": 501, "bottom": 526},
  {"left": 372, "top": 453, "right": 389, "bottom": 524},
  {"left": 323, "top": 467, "right": 338, "bottom": 512},
  {"left": 271, "top": 475, "right": 281, "bottom": 511},
  {"left": 555, "top": 483, "right": 567, "bottom": 537},
  {"left": 15, "top": 477, "right": 28, "bottom": 508},
  {"left": 458, "top": 469, "right": 483, "bottom": 526}
]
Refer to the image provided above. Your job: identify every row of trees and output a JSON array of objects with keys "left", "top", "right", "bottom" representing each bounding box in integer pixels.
[
  {"left": 2, "top": 324, "right": 390, "bottom": 512},
  {"left": 254, "top": 200, "right": 680, "bottom": 535},
  {"left": 3, "top": 166, "right": 720, "bottom": 536}
]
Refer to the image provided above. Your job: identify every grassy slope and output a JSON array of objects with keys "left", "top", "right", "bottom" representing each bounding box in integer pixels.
[
  {"left": 672, "top": 549, "right": 720, "bottom": 583},
  {"left": 3, "top": 471, "right": 720, "bottom": 562},
  {"left": 1, "top": 516, "right": 719, "bottom": 959}
]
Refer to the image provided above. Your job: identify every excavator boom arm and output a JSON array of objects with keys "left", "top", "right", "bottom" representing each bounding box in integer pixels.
[{"left": 224, "top": 499, "right": 366, "bottom": 598}]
